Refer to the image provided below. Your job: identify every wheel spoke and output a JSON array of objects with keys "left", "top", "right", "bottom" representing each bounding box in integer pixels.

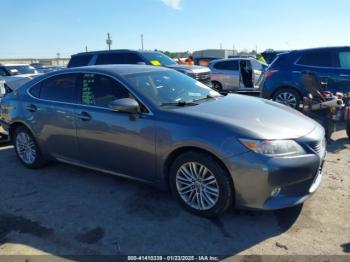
[{"left": 176, "top": 162, "right": 220, "bottom": 211}]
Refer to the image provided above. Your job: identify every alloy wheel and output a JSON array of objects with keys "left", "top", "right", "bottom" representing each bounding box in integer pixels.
[
  {"left": 176, "top": 162, "right": 219, "bottom": 210},
  {"left": 16, "top": 132, "right": 37, "bottom": 165},
  {"left": 275, "top": 92, "right": 297, "bottom": 108}
]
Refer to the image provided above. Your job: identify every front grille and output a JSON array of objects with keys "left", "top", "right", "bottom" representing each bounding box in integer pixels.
[
  {"left": 307, "top": 138, "right": 326, "bottom": 158},
  {"left": 193, "top": 72, "right": 211, "bottom": 86}
]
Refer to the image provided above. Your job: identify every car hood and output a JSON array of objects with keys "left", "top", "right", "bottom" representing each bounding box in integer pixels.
[
  {"left": 173, "top": 94, "right": 319, "bottom": 140},
  {"left": 165, "top": 64, "right": 210, "bottom": 73}
]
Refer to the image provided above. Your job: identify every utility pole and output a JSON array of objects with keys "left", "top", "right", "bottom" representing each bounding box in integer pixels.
[
  {"left": 106, "top": 32, "right": 112, "bottom": 51},
  {"left": 220, "top": 43, "right": 223, "bottom": 49},
  {"left": 141, "top": 34, "right": 144, "bottom": 50},
  {"left": 85, "top": 46, "right": 88, "bottom": 52},
  {"left": 56, "top": 52, "right": 60, "bottom": 66}
]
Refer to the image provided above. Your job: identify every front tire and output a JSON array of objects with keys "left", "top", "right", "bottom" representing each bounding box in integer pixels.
[
  {"left": 13, "top": 126, "right": 47, "bottom": 169},
  {"left": 169, "top": 151, "right": 234, "bottom": 217},
  {"left": 273, "top": 88, "right": 301, "bottom": 109}
]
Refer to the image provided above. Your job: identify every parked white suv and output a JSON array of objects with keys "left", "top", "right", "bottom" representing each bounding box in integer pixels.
[{"left": 0, "top": 64, "right": 39, "bottom": 94}]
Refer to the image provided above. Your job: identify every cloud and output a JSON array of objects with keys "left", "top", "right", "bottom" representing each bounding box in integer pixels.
[{"left": 160, "top": 0, "right": 182, "bottom": 10}]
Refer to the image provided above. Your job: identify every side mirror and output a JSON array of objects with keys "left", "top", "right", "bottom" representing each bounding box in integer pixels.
[{"left": 108, "top": 98, "right": 140, "bottom": 114}]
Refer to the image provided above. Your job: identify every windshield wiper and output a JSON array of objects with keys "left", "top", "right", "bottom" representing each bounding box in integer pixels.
[
  {"left": 192, "top": 94, "right": 222, "bottom": 103},
  {"left": 160, "top": 101, "right": 199, "bottom": 107}
]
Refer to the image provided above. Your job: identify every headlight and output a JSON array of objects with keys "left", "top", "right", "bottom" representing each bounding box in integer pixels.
[{"left": 239, "top": 139, "right": 306, "bottom": 156}]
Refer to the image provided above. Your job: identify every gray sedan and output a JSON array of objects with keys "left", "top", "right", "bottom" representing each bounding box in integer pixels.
[{"left": 0, "top": 65, "right": 326, "bottom": 217}]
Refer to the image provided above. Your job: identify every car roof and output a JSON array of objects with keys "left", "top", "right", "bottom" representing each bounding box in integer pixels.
[
  {"left": 210, "top": 57, "right": 254, "bottom": 63},
  {"left": 71, "top": 49, "right": 158, "bottom": 57},
  {"left": 38, "top": 64, "right": 170, "bottom": 78},
  {"left": 290, "top": 46, "right": 350, "bottom": 54}
]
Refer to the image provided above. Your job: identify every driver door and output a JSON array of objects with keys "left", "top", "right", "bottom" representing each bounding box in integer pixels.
[{"left": 75, "top": 73, "right": 156, "bottom": 181}]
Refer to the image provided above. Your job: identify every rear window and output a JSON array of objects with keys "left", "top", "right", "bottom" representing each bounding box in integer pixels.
[
  {"left": 68, "top": 55, "right": 93, "bottom": 67},
  {"left": 96, "top": 53, "right": 144, "bottom": 65},
  {"left": 298, "top": 52, "right": 333, "bottom": 67}
]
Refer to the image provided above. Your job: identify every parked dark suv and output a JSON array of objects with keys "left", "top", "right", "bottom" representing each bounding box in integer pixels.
[
  {"left": 68, "top": 50, "right": 212, "bottom": 86},
  {"left": 261, "top": 47, "right": 350, "bottom": 108}
]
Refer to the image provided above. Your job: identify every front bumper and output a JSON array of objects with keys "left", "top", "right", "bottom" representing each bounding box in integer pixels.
[{"left": 223, "top": 149, "right": 325, "bottom": 210}]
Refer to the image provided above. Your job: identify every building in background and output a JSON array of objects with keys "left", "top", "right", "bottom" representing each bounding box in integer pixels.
[
  {"left": 0, "top": 58, "right": 69, "bottom": 67},
  {"left": 192, "top": 49, "right": 238, "bottom": 59}
]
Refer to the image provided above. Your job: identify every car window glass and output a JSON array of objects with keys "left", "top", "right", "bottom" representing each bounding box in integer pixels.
[
  {"left": 251, "top": 59, "right": 263, "bottom": 71},
  {"left": 40, "top": 74, "right": 77, "bottom": 102},
  {"left": 29, "top": 82, "right": 41, "bottom": 97},
  {"left": 339, "top": 52, "right": 350, "bottom": 69},
  {"left": 68, "top": 55, "right": 92, "bottom": 67},
  {"left": 96, "top": 53, "right": 124, "bottom": 65},
  {"left": 298, "top": 52, "right": 333, "bottom": 67},
  {"left": 214, "top": 61, "right": 238, "bottom": 70},
  {"left": 81, "top": 74, "right": 129, "bottom": 107},
  {"left": 123, "top": 53, "right": 144, "bottom": 64},
  {"left": 0, "top": 68, "right": 7, "bottom": 76}
]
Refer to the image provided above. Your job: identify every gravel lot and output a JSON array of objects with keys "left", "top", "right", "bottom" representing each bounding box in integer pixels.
[{"left": 0, "top": 127, "right": 349, "bottom": 260}]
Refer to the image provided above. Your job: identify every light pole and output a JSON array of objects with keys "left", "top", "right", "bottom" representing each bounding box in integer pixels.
[
  {"left": 141, "top": 34, "right": 144, "bottom": 50},
  {"left": 106, "top": 32, "right": 113, "bottom": 51}
]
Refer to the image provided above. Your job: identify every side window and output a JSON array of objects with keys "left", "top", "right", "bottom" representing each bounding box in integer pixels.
[
  {"left": 338, "top": 52, "right": 350, "bottom": 69},
  {"left": 251, "top": 59, "right": 263, "bottom": 71},
  {"left": 29, "top": 82, "right": 41, "bottom": 97},
  {"left": 40, "top": 74, "right": 77, "bottom": 102},
  {"left": 68, "top": 55, "right": 92, "bottom": 67},
  {"left": 96, "top": 53, "right": 124, "bottom": 65},
  {"left": 214, "top": 61, "right": 238, "bottom": 70},
  {"left": 298, "top": 52, "right": 333, "bottom": 67},
  {"left": 80, "top": 74, "right": 129, "bottom": 107},
  {"left": 0, "top": 67, "right": 7, "bottom": 76},
  {"left": 123, "top": 53, "right": 144, "bottom": 64}
]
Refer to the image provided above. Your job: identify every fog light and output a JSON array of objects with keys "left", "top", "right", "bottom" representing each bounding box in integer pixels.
[{"left": 271, "top": 187, "right": 281, "bottom": 197}]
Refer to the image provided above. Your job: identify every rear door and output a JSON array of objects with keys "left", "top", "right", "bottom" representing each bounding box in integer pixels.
[
  {"left": 250, "top": 59, "right": 264, "bottom": 88},
  {"left": 212, "top": 60, "right": 240, "bottom": 90},
  {"left": 26, "top": 73, "right": 79, "bottom": 161},
  {"left": 296, "top": 51, "right": 339, "bottom": 93}
]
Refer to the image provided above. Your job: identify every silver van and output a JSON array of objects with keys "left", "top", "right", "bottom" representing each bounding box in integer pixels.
[{"left": 209, "top": 58, "right": 265, "bottom": 92}]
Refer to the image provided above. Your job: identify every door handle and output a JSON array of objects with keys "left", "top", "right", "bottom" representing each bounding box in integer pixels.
[
  {"left": 76, "top": 111, "right": 91, "bottom": 121},
  {"left": 26, "top": 104, "right": 37, "bottom": 112}
]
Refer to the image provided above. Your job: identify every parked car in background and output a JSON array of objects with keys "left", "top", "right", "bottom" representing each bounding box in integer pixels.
[
  {"left": 0, "top": 64, "right": 40, "bottom": 91},
  {"left": 68, "top": 49, "right": 212, "bottom": 86},
  {"left": 261, "top": 46, "right": 350, "bottom": 108},
  {"left": 209, "top": 58, "right": 265, "bottom": 92},
  {"left": 193, "top": 57, "right": 220, "bottom": 67},
  {"left": 0, "top": 65, "right": 326, "bottom": 217}
]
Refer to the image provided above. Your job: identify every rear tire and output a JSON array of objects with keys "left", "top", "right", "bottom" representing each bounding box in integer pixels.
[
  {"left": 273, "top": 88, "right": 301, "bottom": 109},
  {"left": 212, "top": 81, "right": 223, "bottom": 92},
  {"left": 169, "top": 151, "right": 234, "bottom": 217},
  {"left": 13, "top": 126, "right": 47, "bottom": 169}
]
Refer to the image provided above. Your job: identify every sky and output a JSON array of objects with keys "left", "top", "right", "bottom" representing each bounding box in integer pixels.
[{"left": 1, "top": 0, "right": 350, "bottom": 58}]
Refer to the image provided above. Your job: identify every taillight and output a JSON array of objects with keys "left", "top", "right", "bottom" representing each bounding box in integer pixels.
[{"left": 265, "top": 69, "right": 279, "bottom": 79}]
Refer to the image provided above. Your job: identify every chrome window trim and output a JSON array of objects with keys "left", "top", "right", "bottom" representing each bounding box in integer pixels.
[{"left": 26, "top": 70, "right": 154, "bottom": 116}]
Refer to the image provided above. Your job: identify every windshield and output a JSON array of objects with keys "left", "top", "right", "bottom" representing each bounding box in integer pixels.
[
  {"left": 5, "top": 65, "right": 38, "bottom": 75},
  {"left": 141, "top": 52, "right": 177, "bottom": 66},
  {"left": 125, "top": 70, "right": 220, "bottom": 107}
]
